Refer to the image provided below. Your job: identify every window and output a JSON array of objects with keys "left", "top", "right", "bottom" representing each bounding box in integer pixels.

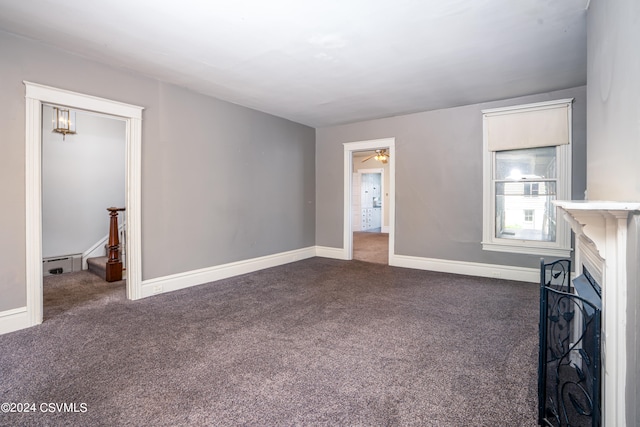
[
  {"left": 495, "top": 147, "right": 556, "bottom": 241},
  {"left": 524, "top": 209, "right": 534, "bottom": 223},
  {"left": 523, "top": 182, "right": 539, "bottom": 197},
  {"left": 482, "top": 99, "right": 572, "bottom": 257}
]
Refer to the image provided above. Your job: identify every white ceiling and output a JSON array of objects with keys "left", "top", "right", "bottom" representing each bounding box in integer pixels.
[{"left": 0, "top": 0, "right": 588, "bottom": 127}]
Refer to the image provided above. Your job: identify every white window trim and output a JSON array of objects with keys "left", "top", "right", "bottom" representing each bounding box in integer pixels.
[{"left": 481, "top": 99, "right": 573, "bottom": 258}]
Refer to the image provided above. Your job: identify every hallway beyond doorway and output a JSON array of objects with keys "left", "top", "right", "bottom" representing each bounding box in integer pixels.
[{"left": 352, "top": 232, "right": 388, "bottom": 264}]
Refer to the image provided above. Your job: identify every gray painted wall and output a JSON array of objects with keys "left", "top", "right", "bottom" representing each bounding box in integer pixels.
[
  {"left": 587, "top": 1, "right": 640, "bottom": 424},
  {"left": 0, "top": 31, "right": 315, "bottom": 312},
  {"left": 316, "top": 86, "right": 586, "bottom": 268},
  {"left": 42, "top": 106, "right": 126, "bottom": 259}
]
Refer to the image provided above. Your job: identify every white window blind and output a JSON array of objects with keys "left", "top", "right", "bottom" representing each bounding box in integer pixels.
[{"left": 484, "top": 102, "right": 571, "bottom": 152}]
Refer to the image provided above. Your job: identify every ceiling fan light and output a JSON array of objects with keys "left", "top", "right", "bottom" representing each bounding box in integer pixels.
[{"left": 361, "top": 149, "right": 390, "bottom": 163}]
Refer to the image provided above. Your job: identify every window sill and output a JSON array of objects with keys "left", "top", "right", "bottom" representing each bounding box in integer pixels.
[{"left": 482, "top": 241, "right": 572, "bottom": 258}]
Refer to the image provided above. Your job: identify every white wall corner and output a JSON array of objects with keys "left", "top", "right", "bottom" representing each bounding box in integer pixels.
[{"left": 0, "top": 307, "right": 30, "bottom": 335}]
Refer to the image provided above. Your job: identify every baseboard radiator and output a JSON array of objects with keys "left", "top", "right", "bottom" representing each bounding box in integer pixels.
[{"left": 43, "top": 254, "right": 82, "bottom": 276}]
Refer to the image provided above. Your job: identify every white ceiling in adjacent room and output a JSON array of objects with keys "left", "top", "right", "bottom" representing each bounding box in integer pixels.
[{"left": 0, "top": 0, "right": 588, "bottom": 127}]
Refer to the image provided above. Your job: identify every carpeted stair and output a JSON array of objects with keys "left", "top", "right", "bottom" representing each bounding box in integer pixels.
[{"left": 86, "top": 255, "right": 107, "bottom": 280}]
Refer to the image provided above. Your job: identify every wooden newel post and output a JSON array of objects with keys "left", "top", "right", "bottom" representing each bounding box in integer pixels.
[{"left": 106, "top": 207, "right": 126, "bottom": 282}]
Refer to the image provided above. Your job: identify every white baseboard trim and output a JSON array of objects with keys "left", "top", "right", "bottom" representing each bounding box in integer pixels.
[
  {"left": 0, "top": 307, "right": 30, "bottom": 335},
  {"left": 315, "top": 246, "right": 349, "bottom": 260},
  {"left": 141, "top": 246, "right": 316, "bottom": 298},
  {"left": 314, "top": 247, "right": 537, "bottom": 282},
  {"left": 382, "top": 226, "right": 390, "bottom": 233},
  {"left": 390, "top": 254, "right": 539, "bottom": 283}
]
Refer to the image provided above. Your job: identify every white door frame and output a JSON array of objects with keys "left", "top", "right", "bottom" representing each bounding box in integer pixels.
[
  {"left": 343, "top": 138, "right": 395, "bottom": 261},
  {"left": 24, "top": 81, "right": 144, "bottom": 327}
]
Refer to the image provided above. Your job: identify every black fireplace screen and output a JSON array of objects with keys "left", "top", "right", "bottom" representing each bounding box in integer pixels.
[{"left": 538, "top": 259, "right": 602, "bottom": 427}]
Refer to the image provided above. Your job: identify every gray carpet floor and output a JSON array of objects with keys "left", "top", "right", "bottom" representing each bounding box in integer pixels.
[{"left": 0, "top": 258, "right": 539, "bottom": 426}]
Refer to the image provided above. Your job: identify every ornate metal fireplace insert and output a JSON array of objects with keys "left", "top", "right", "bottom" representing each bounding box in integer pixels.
[{"left": 538, "top": 259, "right": 602, "bottom": 427}]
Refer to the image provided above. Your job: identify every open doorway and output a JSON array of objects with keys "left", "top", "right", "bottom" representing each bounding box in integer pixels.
[
  {"left": 343, "top": 138, "right": 395, "bottom": 263},
  {"left": 351, "top": 163, "right": 388, "bottom": 264},
  {"left": 24, "top": 82, "right": 143, "bottom": 328},
  {"left": 41, "top": 104, "right": 127, "bottom": 319}
]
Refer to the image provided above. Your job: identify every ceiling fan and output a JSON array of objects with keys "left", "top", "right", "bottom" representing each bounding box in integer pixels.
[{"left": 361, "top": 149, "right": 390, "bottom": 164}]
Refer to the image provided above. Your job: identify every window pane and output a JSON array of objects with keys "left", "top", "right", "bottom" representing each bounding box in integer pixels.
[
  {"left": 495, "top": 181, "right": 557, "bottom": 242},
  {"left": 524, "top": 209, "right": 534, "bottom": 222},
  {"left": 495, "top": 146, "right": 556, "bottom": 180}
]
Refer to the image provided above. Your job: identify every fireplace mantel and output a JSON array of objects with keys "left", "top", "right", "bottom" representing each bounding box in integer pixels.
[
  {"left": 554, "top": 200, "right": 640, "bottom": 427},
  {"left": 554, "top": 201, "right": 640, "bottom": 260}
]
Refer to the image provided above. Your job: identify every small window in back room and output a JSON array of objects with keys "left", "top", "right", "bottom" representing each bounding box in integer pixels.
[{"left": 524, "top": 209, "right": 534, "bottom": 223}]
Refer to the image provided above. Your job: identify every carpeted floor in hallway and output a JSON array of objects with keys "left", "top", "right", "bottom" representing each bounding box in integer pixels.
[{"left": 353, "top": 231, "right": 389, "bottom": 264}]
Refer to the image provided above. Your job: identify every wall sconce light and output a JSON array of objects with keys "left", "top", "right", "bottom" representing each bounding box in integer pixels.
[{"left": 53, "top": 107, "right": 76, "bottom": 140}]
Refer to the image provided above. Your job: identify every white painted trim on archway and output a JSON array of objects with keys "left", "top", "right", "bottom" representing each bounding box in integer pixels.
[
  {"left": 23, "top": 81, "right": 144, "bottom": 331},
  {"left": 343, "top": 138, "right": 395, "bottom": 261}
]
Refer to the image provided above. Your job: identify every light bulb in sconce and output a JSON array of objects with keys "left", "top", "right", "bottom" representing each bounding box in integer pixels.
[{"left": 52, "top": 107, "right": 76, "bottom": 140}]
